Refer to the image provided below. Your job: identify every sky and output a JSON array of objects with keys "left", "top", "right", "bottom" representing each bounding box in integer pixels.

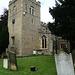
[{"left": 0, "top": 0, "right": 55, "bottom": 23}]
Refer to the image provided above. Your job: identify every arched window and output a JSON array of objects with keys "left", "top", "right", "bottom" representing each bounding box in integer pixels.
[
  {"left": 42, "top": 35, "right": 47, "bottom": 48},
  {"left": 29, "top": 6, "right": 35, "bottom": 15},
  {"left": 12, "top": 6, "right": 17, "bottom": 16}
]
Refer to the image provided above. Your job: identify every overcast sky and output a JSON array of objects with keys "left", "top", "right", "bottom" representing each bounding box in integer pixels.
[{"left": 0, "top": 0, "right": 55, "bottom": 23}]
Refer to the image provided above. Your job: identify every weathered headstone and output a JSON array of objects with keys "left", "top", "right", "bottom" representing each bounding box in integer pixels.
[
  {"left": 55, "top": 51, "right": 74, "bottom": 75},
  {"left": 9, "top": 51, "right": 18, "bottom": 71},
  {"left": 3, "top": 59, "right": 8, "bottom": 69}
]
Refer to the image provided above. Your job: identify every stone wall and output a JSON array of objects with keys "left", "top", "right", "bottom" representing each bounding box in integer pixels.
[
  {"left": 8, "top": 0, "right": 41, "bottom": 55},
  {"left": 8, "top": 0, "right": 22, "bottom": 55},
  {"left": 21, "top": 0, "right": 41, "bottom": 55}
]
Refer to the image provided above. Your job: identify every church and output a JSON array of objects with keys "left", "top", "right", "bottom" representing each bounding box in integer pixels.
[{"left": 7, "top": 0, "right": 70, "bottom": 55}]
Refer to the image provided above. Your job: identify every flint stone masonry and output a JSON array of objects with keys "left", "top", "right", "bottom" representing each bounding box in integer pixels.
[{"left": 55, "top": 51, "right": 74, "bottom": 75}]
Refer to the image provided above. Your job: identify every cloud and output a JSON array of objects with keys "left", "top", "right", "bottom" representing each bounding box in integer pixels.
[
  {"left": 0, "top": 0, "right": 10, "bottom": 15},
  {"left": 40, "top": 5, "right": 54, "bottom": 23}
]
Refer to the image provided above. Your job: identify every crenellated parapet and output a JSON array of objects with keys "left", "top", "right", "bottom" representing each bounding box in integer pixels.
[
  {"left": 9, "top": 0, "right": 40, "bottom": 7},
  {"left": 28, "top": 0, "right": 41, "bottom": 7},
  {"left": 36, "top": 1, "right": 40, "bottom": 6}
]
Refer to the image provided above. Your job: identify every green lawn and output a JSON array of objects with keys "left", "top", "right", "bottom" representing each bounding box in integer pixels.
[{"left": 0, "top": 56, "right": 57, "bottom": 75}]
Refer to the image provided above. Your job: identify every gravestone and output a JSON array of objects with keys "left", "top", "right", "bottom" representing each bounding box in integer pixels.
[
  {"left": 55, "top": 51, "right": 74, "bottom": 75},
  {"left": 3, "top": 59, "right": 8, "bottom": 69},
  {"left": 9, "top": 51, "right": 18, "bottom": 71}
]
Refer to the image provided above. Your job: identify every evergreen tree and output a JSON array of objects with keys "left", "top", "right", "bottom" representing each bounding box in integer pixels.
[
  {"left": 48, "top": 0, "right": 75, "bottom": 52},
  {"left": 0, "top": 9, "right": 9, "bottom": 54}
]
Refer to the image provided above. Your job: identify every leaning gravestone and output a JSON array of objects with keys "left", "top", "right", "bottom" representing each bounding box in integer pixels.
[
  {"left": 55, "top": 51, "right": 74, "bottom": 75},
  {"left": 9, "top": 51, "right": 18, "bottom": 71}
]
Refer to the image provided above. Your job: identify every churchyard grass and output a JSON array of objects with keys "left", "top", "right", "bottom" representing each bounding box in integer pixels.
[
  {"left": 16, "top": 54, "right": 49, "bottom": 58},
  {"left": 0, "top": 56, "right": 57, "bottom": 75}
]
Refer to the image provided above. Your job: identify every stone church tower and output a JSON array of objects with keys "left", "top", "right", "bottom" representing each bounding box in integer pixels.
[
  {"left": 8, "top": 0, "right": 70, "bottom": 55},
  {"left": 8, "top": 0, "right": 42, "bottom": 55}
]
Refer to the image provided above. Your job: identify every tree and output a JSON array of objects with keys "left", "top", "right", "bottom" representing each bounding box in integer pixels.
[
  {"left": 0, "top": 8, "right": 9, "bottom": 54},
  {"left": 48, "top": 0, "right": 75, "bottom": 52}
]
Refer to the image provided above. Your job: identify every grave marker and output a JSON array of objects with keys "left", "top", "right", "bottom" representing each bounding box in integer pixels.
[
  {"left": 9, "top": 51, "right": 18, "bottom": 71},
  {"left": 55, "top": 51, "right": 74, "bottom": 75},
  {"left": 3, "top": 59, "right": 8, "bottom": 69}
]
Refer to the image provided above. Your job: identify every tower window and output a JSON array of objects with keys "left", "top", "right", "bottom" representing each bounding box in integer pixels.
[
  {"left": 32, "top": 38, "right": 34, "bottom": 42},
  {"left": 42, "top": 35, "right": 47, "bottom": 48},
  {"left": 29, "top": 6, "right": 34, "bottom": 15},
  {"left": 12, "top": 5, "right": 17, "bottom": 16},
  {"left": 32, "top": 19, "right": 34, "bottom": 24}
]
